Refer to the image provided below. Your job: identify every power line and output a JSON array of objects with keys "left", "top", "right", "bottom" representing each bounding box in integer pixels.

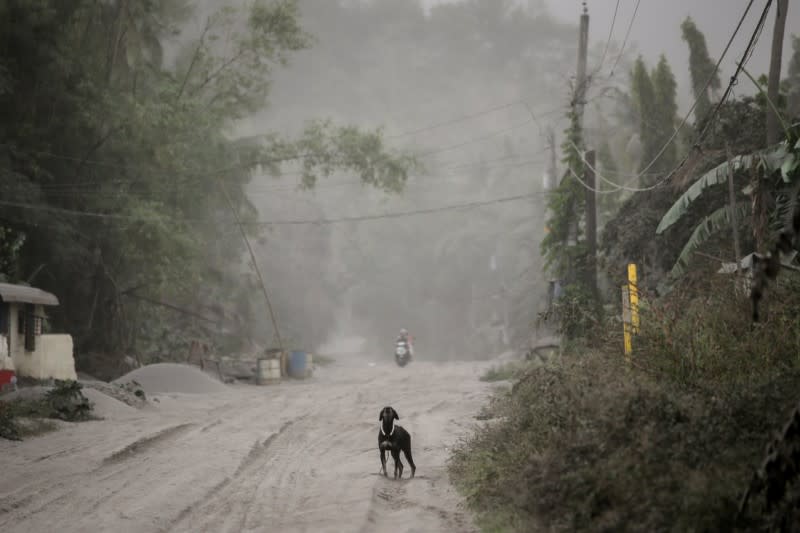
[
  {"left": 385, "top": 102, "right": 519, "bottom": 139},
  {"left": 18, "top": 113, "right": 542, "bottom": 193},
  {"left": 695, "top": 1, "right": 772, "bottom": 146},
  {"left": 242, "top": 154, "right": 548, "bottom": 194},
  {"left": 608, "top": 0, "right": 641, "bottom": 77},
  {"left": 0, "top": 191, "right": 547, "bottom": 226},
  {"left": 567, "top": 167, "right": 622, "bottom": 194},
  {"left": 250, "top": 193, "right": 546, "bottom": 226},
  {"left": 568, "top": 139, "right": 661, "bottom": 192},
  {"left": 597, "top": 0, "right": 622, "bottom": 70},
  {"left": 26, "top": 163, "right": 549, "bottom": 205},
  {"left": 33, "top": 145, "right": 546, "bottom": 192},
  {"left": 583, "top": 0, "right": 761, "bottom": 193},
  {"left": 27, "top": 148, "right": 550, "bottom": 200},
  {"left": 658, "top": 0, "right": 771, "bottom": 186},
  {"left": 417, "top": 118, "right": 535, "bottom": 157},
  {"left": 10, "top": 100, "right": 561, "bottom": 175}
]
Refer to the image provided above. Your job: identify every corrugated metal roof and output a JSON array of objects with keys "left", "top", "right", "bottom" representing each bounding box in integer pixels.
[{"left": 0, "top": 283, "right": 59, "bottom": 306}]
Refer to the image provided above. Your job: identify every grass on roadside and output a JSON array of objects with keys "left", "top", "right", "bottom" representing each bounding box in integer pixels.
[
  {"left": 1, "top": 399, "right": 59, "bottom": 440},
  {"left": 0, "top": 381, "right": 95, "bottom": 441},
  {"left": 480, "top": 361, "right": 528, "bottom": 382},
  {"left": 451, "top": 348, "right": 800, "bottom": 531}
]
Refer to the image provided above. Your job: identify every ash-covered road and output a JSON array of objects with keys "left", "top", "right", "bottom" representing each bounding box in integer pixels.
[{"left": 0, "top": 356, "right": 494, "bottom": 533}]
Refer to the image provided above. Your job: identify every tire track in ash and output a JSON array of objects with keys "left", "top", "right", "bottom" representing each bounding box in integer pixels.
[
  {"left": 244, "top": 411, "right": 379, "bottom": 533},
  {"left": 0, "top": 423, "right": 197, "bottom": 530},
  {"left": 101, "top": 423, "right": 195, "bottom": 465},
  {"left": 168, "top": 417, "right": 303, "bottom": 533}
]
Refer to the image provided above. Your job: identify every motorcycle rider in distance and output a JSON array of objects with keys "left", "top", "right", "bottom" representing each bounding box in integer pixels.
[{"left": 397, "top": 328, "right": 414, "bottom": 359}]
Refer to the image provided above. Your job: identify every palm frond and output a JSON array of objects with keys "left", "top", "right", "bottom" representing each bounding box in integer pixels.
[
  {"left": 668, "top": 202, "right": 751, "bottom": 279},
  {"left": 656, "top": 151, "right": 772, "bottom": 235}
]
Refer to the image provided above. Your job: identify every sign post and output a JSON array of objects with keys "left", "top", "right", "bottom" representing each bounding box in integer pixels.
[
  {"left": 621, "top": 285, "right": 632, "bottom": 359},
  {"left": 628, "top": 263, "right": 639, "bottom": 334}
]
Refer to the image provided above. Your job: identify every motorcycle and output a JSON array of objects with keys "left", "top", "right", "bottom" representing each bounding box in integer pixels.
[{"left": 395, "top": 339, "right": 411, "bottom": 367}]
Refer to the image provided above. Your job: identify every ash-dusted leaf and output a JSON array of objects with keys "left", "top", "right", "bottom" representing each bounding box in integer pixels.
[
  {"left": 667, "top": 202, "right": 751, "bottom": 279},
  {"left": 656, "top": 147, "right": 784, "bottom": 234}
]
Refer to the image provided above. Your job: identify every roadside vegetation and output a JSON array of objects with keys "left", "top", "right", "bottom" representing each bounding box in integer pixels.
[
  {"left": 450, "top": 276, "right": 800, "bottom": 531},
  {"left": 450, "top": 13, "right": 800, "bottom": 533},
  {"left": 0, "top": 381, "right": 95, "bottom": 441},
  {"left": 0, "top": 0, "right": 419, "bottom": 375},
  {"left": 480, "top": 361, "right": 527, "bottom": 382}
]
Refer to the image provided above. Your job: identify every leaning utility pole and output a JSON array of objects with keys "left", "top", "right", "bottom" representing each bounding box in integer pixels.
[
  {"left": 217, "top": 179, "right": 284, "bottom": 353},
  {"left": 767, "top": 0, "right": 789, "bottom": 145}
]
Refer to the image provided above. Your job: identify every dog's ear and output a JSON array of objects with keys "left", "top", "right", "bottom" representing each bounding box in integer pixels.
[
  {"left": 379, "top": 409, "right": 383, "bottom": 421},
  {"left": 392, "top": 408, "right": 399, "bottom": 420}
]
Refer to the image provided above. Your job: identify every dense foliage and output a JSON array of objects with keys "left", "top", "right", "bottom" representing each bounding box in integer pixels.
[
  {"left": 681, "top": 16, "right": 721, "bottom": 124},
  {"left": 0, "top": 0, "right": 418, "bottom": 363}
]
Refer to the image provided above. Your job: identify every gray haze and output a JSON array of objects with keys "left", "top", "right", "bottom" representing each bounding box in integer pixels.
[
  {"left": 171, "top": 0, "right": 798, "bottom": 360},
  {"left": 430, "top": 0, "right": 800, "bottom": 112}
]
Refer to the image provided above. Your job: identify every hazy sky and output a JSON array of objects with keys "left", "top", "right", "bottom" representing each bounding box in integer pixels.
[{"left": 421, "top": 0, "right": 799, "bottom": 110}]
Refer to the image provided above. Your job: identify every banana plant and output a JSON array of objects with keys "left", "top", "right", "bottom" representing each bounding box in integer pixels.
[
  {"left": 655, "top": 137, "right": 800, "bottom": 282},
  {"left": 667, "top": 202, "right": 751, "bottom": 279},
  {"left": 655, "top": 146, "right": 786, "bottom": 235}
]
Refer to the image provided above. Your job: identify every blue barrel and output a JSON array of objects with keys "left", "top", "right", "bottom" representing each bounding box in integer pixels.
[{"left": 288, "top": 351, "right": 308, "bottom": 378}]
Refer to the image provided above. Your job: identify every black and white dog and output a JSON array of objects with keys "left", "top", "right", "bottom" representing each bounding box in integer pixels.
[{"left": 378, "top": 406, "right": 416, "bottom": 479}]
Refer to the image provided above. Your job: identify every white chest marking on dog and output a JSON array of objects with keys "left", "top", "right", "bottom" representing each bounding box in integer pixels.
[{"left": 380, "top": 422, "right": 395, "bottom": 437}]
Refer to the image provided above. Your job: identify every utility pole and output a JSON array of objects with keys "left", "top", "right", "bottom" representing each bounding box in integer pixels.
[
  {"left": 217, "top": 179, "right": 284, "bottom": 353},
  {"left": 585, "top": 149, "right": 598, "bottom": 295},
  {"left": 566, "top": 2, "right": 590, "bottom": 262},
  {"left": 726, "top": 143, "right": 742, "bottom": 269},
  {"left": 576, "top": 4, "right": 599, "bottom": 302},
  {"left": 767, "top": 0, "right": 789, "bottom": 145},
  {"left": 544, "top": 127, "right": 557, "bottom": 190},
  {"left": 575, "top": 1, "right": 590, "bottom": 130}
]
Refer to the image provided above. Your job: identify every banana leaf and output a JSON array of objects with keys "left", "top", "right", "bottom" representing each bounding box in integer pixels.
[
  {"left": 668, "top": 202, "right": 751, "bottom": 280},
  {"left": 656, "top": 145, "right": 787, "bottom": 235}
]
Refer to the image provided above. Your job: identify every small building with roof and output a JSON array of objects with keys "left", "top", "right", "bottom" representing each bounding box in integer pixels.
[{"left": 0, "top": 282, "right": 76, "bottom": 383}]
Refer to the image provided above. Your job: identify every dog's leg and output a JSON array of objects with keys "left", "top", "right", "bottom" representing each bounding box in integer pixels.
[
  {"left": 391, "top": 449, "right": 400, "bottom": 479},
  {"left": 380, "top": 448, "right": 388, "bottom": 477},
  {"left": 403, "top": 446, "right": 416, "bottom": 478},
  {"left": 392, "top": 449, "right": 404, "bottom": 479}
]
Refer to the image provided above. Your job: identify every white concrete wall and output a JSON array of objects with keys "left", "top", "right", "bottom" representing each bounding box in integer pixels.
[
  {"left": 12, "top": 334, "right": 77, "bottom": 381},
  {"left": 0, "top": 334, "right": 12, "bottom": 371},
  {"left": 8, "top": 302, "right": 41, "bottom": 361},
  {"left": 7, "top": 302, "right": 77, "bottom": 381},
  {"left": 8, "top": 302, "right": 20, "bottom": 360}
]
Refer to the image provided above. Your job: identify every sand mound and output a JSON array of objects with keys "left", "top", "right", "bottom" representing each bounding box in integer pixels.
[
  {"left": 81, "top": 381, "right": 147, "bottom": 408},
  {"left": 113, "top": 363, "right": 227, "bottom": 395},
  {"left": 82, "top": 388, "right": 137, "bottom": 418}
]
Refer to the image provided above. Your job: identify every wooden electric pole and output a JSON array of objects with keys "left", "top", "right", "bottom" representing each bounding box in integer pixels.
[
  {"left": 767, "top": 0, "right": 789, "bottom": 145},
  {"left": 217, "top": 180, "right": 284, "bottom": 353},
  {"left": 585, "top": 149, "right": 598, "bottom": 295},
  {"left": 575, "top": 2, "right": 590, "bottom": 129},
  {"left": 545, "top": 127, "right": 557, "bottom": 190},
  {"left": 726, "top": 143, "right": 742, "bottom": 268},
  {"left": 564, "top": 2, "right": 590, "bottom": 284}
]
